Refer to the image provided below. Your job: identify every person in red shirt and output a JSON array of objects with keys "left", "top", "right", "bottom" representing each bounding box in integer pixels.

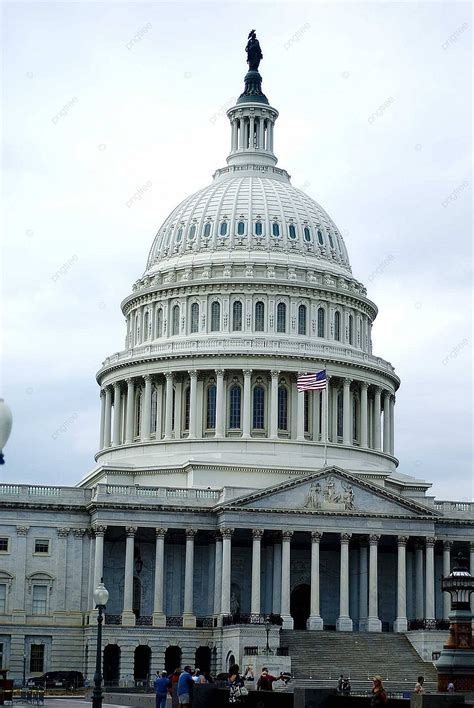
[{"left": 256, "top": 668, "right": 278, "bottom": 691}]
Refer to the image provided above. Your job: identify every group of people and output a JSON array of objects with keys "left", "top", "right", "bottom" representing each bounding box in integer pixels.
[
  {"left": 229, "top": 664, "right": 292, "bottom": 703},
  {"left": 337, "top": 674, "right": 352, "bottom": 695},
  {"left": 153, "top": 666, "right": 213, "bottom": 708}
]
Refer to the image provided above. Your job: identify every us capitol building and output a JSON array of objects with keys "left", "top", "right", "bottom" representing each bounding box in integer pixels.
[{"left": 1, "top": 34, "right": 472, "bottom": 685}]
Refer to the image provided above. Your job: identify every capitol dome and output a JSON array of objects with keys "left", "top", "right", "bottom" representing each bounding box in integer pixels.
[{"left": 84, "top": 50, "right": 400, "bottom": 490}]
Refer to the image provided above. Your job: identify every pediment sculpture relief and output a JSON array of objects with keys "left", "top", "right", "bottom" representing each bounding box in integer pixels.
[{"left": 304, "top": 478, "right": 356, "bottom": 511}]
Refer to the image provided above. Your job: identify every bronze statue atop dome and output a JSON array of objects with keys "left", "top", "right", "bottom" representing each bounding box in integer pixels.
[{"left": 246, "top": 29, "right": 263, "bottom": 71}]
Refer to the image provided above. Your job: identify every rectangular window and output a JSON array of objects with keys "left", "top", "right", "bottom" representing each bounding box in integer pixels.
[
  {"left": 0, "top": 538, "right": 9, "bottom": 553},
  {"left": 0, "top": 584, "right": 6, "bottom": 613},
  {"left": 34, "top": 539, "right": 49, "bottom": 554},
  {"left": 32, "top": 585, "right": 47, "bottom": 614},
  {"left": 30, "top": 644, "right": 45, "bottom": 673}
]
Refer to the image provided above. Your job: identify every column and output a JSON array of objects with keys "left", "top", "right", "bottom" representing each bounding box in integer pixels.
[
  {"left": 103, "top": 387, "right": 112, "bottom": 447},
  {"left": 269, "top": 121, "right": 274, "bottom": 151},
  {"left": 174, "top": 380, "right": 182, "bottom": 439},
  {"left": 394, "top": 536, "right": 408, "bottom": 632},
  {"left": 367, "top": 534, "right": 382, "bottom": 631},
  {"left": 238, "top": 119, "right": 244, "bottom": 149},
  {"left": 270, "top": 370, "right": 279, "bottom": 439},
  {"left": 272, "top": 541, "right": 282, "bottom": 614},
  {"left": 183, "top": 529, "right": 197, "bottom": 627},
  {"left": 308, "top": 531, "right": 323, "bottom": 630},
  {"left": 142, "top": 375, "right": 152, "bottom": 441},
  {"left": 321, "top": 375, "right": 330, "bottom": 449},
  {"left": 231, "top": 120, "right": 238, "bottom": 151},
  {"left": 155, "top": 382, "right": 163, "bottom": 439},
  {"left": 113, "top": 382, "right": 122, "bottom": 446},
  {"left": 373, "top": 387, "right": 382, "bottom": 450},
  {"left": 358, "top": 541, "right": 368, "bottom": 631},
  {"left": 124, "top": 378, "right": 135, "bottom": 444},
  {"left": 415, "top": 543, "right": 424, "bottom": 619},
  {"left": 220, "top": 528, "right": 233, "bottom": 615},
  {"left": 342, "top": 378, "right": 351, "bottom": 445},
  {"left": 188, "top": 371, "right": 198, "bottom": 439},
  {"left": 281, "top": 531, "right": 294, "bottom": 629},
  {"left": 442, "top": 540, "right": 452, "bottom": 620},
  {"left": 122, "top": 526, "right": 137, "bottom": 626},
  {"left": 213, "top": 533, "right": 223, "bottom": 616},
  {"left": 382, "top": 391, "right": 391, "bottom": 453},
  {"left": 242, "top": 369, "right": 252, "bottom": 438},
  {"left": 331, "top": 385, "right": 338, "bottom": 442},
  {"left": 153, "top": 528, "right": 166, "bottom": 627},
  {"left": 337, "top": 533, "right": 353, "bottom": 631},
  {"left": 164, "top": 372, "right": 173, "bottom": 440},
  {"left": 360, "top": 382, "right": 368, "bottom": 448},
  {"left": 313, "top": 390, "right": 321, "bottom": 441},
  {"left": 99, "top": 390, "right": 105, "bottom": 450},
  {"left": 425, "top": 537, "right": 436, "bottom": 622},
  {"left": 251, "top": 529, "right": 263, "bottom": 615},
  {"left": 55, "top": 528, "right": 70, "bottom": 613},
  {"left": 389, "top": 395, "right": 395, "bottom": 455},
  {"left": 249, "top": 116, "right": 255, "bottom": 149},
  {"left": 92, "top": 525, "right": 107, "bottom": 598},
  {"left": 215, "top": 369, "right": 225, "bottom": 438},
  {"left": 296, "top": 387, "right": 305, "bottom": 441},
  {"left": 12, "top": 526, "right": 29, "bottom": 621}
]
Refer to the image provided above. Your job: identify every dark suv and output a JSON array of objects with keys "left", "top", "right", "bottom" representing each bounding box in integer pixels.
[{"left": 26, "top": 671, "right": 84, "bottom": 689}]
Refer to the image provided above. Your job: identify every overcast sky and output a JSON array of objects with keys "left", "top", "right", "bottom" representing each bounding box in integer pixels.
[{"left": 2, "top": 1, "right": 472, "bottom": 499}]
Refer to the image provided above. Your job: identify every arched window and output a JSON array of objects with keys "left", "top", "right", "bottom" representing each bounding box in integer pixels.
[
  {"left": 317, "top": 307, "right": 325, "bottom": 338},
  {"left": 232, "top": 301, "right": 242, "bottom": 331},
  {"left": 203, "top": 222, "right": 211, "bottom": 237},
  {"left": 177, "top": 227, "right": 183, "bottom": 242},
  {"left": 252, "top": 385, "right": 265, "bottom": 429},
  {"left": 334, "top": 311, "right": 341, "bottom": 341},
  {"left": 304, "top": 226, "right": 311, "bottom": 242},
  {"left": 151, "top": 388, "right": 157, "bottom": 434},
  {"left": 206, "top": 385, "right": 216, "bottom": 429},
  {"left": 288, "top": 224, "right": 296, "bottom": 239},
  {"left": 143, "top": 311, "right": 149, "bottom": 340},
  {"left": 298, "top": 304, "right": 307, "bottom": 335},
  {"left": 317, "top": 229, "right": 324, "bottom": 245},
  {"left": 219, "top": 221, "right": 228, "bottom": 236},
  {"left": 272, "top": 222, "right": 280, "bottom": 237},
  {"left": 348, "top": 314, "right": 354, "bottom": 345},
  {"left": 255, "top": 221, "right": 263, "bottom": 236},
  {"left": 211, "top": 301, "right": 220, "bottom": 331},
  {"left": 278, "top": 385, "right": 288, "bottom": 430},
  {"left": 134, "top": 389, "right": 142, "bottom": 438},
  {"left": 189, "top": 224, "right": 196, "bottom": 240},
  {"left": 328, "top": 232, "right": 334, "bottom": 249},
  {"left": 184, "top": 387, "right": 190, "bottom": 431},
  {"left": 237, "top": 221, "right": 245, "bottom": 235},
  {"left": 156, "top": 309, "right": 163, "bottom": 338},
  {"left": 255, "top": 301, "right": 265, "bottom": 332},
  {"left": 276, "top": 302, "right": 286, "bottom": 333},
  {"left": 172, "top": 305, "right": 180, "bottom": 335},
  {"left": 229, "top": 385, "right": 241, "bottom": 429},
  {"left": 190, "top": 303, "right": 199, "bottom": 334},
  {"left": 337, "top": 390, "right": 343, "bottom": 438}
]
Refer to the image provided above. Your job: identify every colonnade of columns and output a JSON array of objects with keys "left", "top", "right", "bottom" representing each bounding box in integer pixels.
[
  {"left": 229, "top": 115, "right": 275, "bottom": 154},
  {"left": 98, "top": 370, "right": 395, "bottom": 455},
  {"left": 91, "top": 526, "right": 458, "bottom": 631}
]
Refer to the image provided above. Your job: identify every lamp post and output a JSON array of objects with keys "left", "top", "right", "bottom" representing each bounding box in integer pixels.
[
  {"left": 92, "top": 579, "right": 109, "bottom": 708},
  {"left": 264, "top": 616, "right": 272, "bottom": 654},
  {"left": 22, "top": 652, "right": 26, "bottom": 689}
]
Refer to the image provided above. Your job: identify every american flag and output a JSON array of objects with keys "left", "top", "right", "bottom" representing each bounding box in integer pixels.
[{"left": 297, "top": 370, "right": 327, "bottom": 392}]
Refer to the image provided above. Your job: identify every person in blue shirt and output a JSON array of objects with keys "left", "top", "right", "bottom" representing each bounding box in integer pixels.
[
  {"left": 177, "top": 665, "right": 194, "bottom": 707},
  {"left": 154, "top": 671, "right": 171, "bottom": 708}
]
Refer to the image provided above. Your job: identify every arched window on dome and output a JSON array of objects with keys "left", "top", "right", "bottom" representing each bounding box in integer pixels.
[
  {"left": 156, "top": 309, "right": 163, "bottom": 339},
  {"left": 328, "top": 232, "right": 334, "bottom": 249},
  {"left": 211, "top": 301, "right": 221, "bottom": 332},
  {"left": 255, "top": 301, "right": 265, "bottom": 332},
  {"left": 252, "top": 385, "right": 265, "bottom": 430},
  {"left": 317, "top": 229, "right": 324, "bottom": 246},
  {"left": 298, "top": 304, "right": 307, "bottom": 335},
  {"left": 229, "top": 385, "right": 241, "bottom": 429},
  {"left": 288, "top": 224, "right": 297, "bottom": 239},
  {"left": 189, "top": 224, "right": 196, "bottom": 240},
  {"left": 143, "top": 310, "right": 149, "bottom": 341},
  {"left": 255, "top": 221, "right": 263, "bottom": 236},
  {"left": 237, "top": 221, "right": 245, "bottom": 236},
  {"left": 232, "top": 301, "right": 242, "bottom": 331},
  {"left": 276, "top": 302, "right": 286, "bottom": 333},
  {"left": 190, "top": 303, "right": 199, "bottom": 334},
  {"left": 151, "top": 387, "right": 158, "bottom": 436},
  {"left": 183, "top": 386, "right": 190, "bottom": 432},
  {"left": 348, "top": 314, "right": 354, "bottom": 345},
  {"left": 317, "top": 307, "right": 325, "bottom": 338},
  {"left": 206, "top": 384, "right": 216, "bottom": 429},
  {"left": 272, "top": 222, "right": 280, "bottom": 237},
  {"left": 203, "top": 222, "right": 211, "bottom": 238},
  {"left": 278, "top": 385, "right": 288, "bottom": 431},
  {"left": 219, "top": 221, "right": 228, "bottom": 236},
  {"left": 334, "top": 311, "right": 341, "bottom": 341},
  {"left": 134, "top": 313, "right": 140, "bottom": 345},
  {"left": 337, "top": 390, "right": 343, "bottom": 439},
  {"left": 304, "top": 226, "right": 311, "bottom": 242},
  {"left": 134, "top": 388, "right": 142, "bottom": 439},
  {"left": 172, "top": 305, "right": 180, "bottom": 336}
]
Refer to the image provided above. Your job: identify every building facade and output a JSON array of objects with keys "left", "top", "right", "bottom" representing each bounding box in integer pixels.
[{"left": 1, "top": 43, "right": 473, "bottom": 684}]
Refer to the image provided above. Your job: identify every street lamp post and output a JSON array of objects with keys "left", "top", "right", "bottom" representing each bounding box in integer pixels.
[
  {"left": 92, "top": 579, "right": 109, "bottom": 708},
  {"left": 264, "top": 616, "right": 272, "bottom": 654},
  {"left": 22, "top": 652, "right": 26, "bottom": 689}
]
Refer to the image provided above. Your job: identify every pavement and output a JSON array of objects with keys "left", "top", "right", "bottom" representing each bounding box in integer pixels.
[{"left": 40, "top": 701, "right": 137, "bottom": 707}]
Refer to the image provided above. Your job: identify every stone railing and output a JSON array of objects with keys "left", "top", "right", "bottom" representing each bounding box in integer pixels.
[
  {"left": 91, "top": 484, "right": 221, "bottom": 506},
  {"left": 100, "top": 339, "right": 396, "bottom": 376},
  {"left": 0, "top": 484, "right": 91, "bottom": 504},
  {"left": 407, "top": 619, "right": 450, "bottom": 631},
  {"left": 222, "top": 613, "right": 283, "bottom": 627},
  {"left": 104, "top": 614, "right": 122, "bottom": 625},
  {"left": 434, "top": 501, "right": 474, "bottom": 518}
]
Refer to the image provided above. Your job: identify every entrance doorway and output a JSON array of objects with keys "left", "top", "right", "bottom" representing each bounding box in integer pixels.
[
  {"left": 134, "top": 645, "right": 151, "bottom": 683},
  {"left": 103, "top": 644, "right": 120, "bottom": 685},
  {"left": 291, "top": 583, "right": 310, "bottom": 629},
  {"left": 195, "top": 646, "right": 211, "bottom": 674},
  {"left": 165, "top": 645, "right": 182, "bottom": 675}
]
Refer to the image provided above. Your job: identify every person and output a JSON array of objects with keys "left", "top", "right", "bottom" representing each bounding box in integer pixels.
[
  {"left": 171, "top": 668, "right": 182, "bottom": 708},
  {"left": 414, "top": 676, "right": 425, "bottom": 694},
  {"left": 447, "top": 680, "right": 455, "bottom": 693},
  {"left": 371, "top": 676, "right": 387, "bottom": 707},
  {"left": 203, "top": 670, "right": 214, "bottom": 684},
  {"left": 337, "top": 674, "right": 344, "bottom": 694},
  {"left": 177, "top": 665, "right": 194, "bottom": 708},
  {"left": 228, "top": 663, "right": 246, "bottom": 704},
  {"left": 256, "top": 667, "right": 278, "bottom": 691},
  {"left": 154, "top": 671, "right": 171, "bottom": 708},
  {"left": 243, "top": 665, "right": 254, "bottom": 681},
  {"left": 342, "top": 677, "right": 352, "bottom": 695},
  {"left": 193, "top": 668, "right": 207, "bottom": 684}
]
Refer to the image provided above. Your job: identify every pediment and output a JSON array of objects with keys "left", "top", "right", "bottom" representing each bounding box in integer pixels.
[{"left": 220, "top": 467, "right": 439, "bottom": 518}]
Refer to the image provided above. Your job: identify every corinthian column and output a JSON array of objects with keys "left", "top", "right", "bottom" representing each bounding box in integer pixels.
[
  {"left": 442, "top": 540, "right": 452, "bottom": 620},
  {"left": 425, "top": 537, "right": 436, "bottom": 622},
  {"left": 99, "top": 390, "right": 105, "bottom": 450},
  {"left": 342, "top": 378, "right": 351, "bottom": 445},
  {"left": 308, "top": 531, "right": 323, "bottom": 630},
  {"left": 220, "top": 528, "right": 233, "bottom": 615},
  {"left": 415, "top": 543, "right": 424, "bottom": 619},
  {"left": 373, "top": 387, "right": 382, "bottom": 450},
  {"left": 270, "top": 370, "right": 279, "bottom": 439},
  {"left": 122, "top": 526, "right": 137, "bottom": 626},
  {"left": 183, "top": 529, "right": 197, "bottom": 627},
  {"left": 394, "top": 536, "right": 408, "bottom": 632},
  {"left": 251, "top": 529, "right": 264, "bottom": 615},
  {"left": 242, "top": 369, "right": 252, "bottom": 438},
  {"left": 281, "top": 531, "right": 294, "bottom": 629},
  {"left": 367, "top": 534, "right": 381, "bottom": 632},
  {"left": 360, "top": 382, "right": 368, "bottom": 448},
  {"left": 152, "top": 528, "right": 166, "bottom": 627},
  {"left": 125, "top": 378, "right": 135, "bottom": 443},
  {"left": 104, "top": 387, "right": 112, "bottom": 447},
  {"left": 164, "top": 372, "right": 173, "bottom": 440},
  {"left": 337, "top": 533, "right": 353, "bottom": 631},
  {"left": 188, "top": 370, "right": 198, "bottom": 438},
  {"left": 215, "top": 370, "right": 225, "bottom": 438},
  {"left": 142, "top": 375, "right": 152, "bottom": 441},
  {"left": 382, "top": 391, "right": 391, "bottom": 453},
  {"left": 112, "top": 382, "right": 122, "bottom": 446}
]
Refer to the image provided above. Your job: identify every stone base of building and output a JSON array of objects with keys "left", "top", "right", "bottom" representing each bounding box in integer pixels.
[
  {"left": 281, "top": 614, "right": 294, "bottom": 630},
  {"left": 121, "top": 611, "right": 136, "bottom": 626},
  {"left": 393, "top": 618, "right": 408, "bottom": 633},
  {"left": 182, "top": 613, "right": 197, "bottom": 628},
  {"left": 336, "top": 616, "right": 353, "bottom": 631},
  {"left": 152, "top": 612, "right": 166, "bottom": 627},
  {"left": 307, "top": 615, "right": 324, "bottom": 630},
  {"left": 366, "top": 617, "right": 382, "bottom": 632}
]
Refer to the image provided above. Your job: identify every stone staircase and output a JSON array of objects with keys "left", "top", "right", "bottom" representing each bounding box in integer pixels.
[{"left": 280, "top": 631, "right": 438, "bottom": 693}]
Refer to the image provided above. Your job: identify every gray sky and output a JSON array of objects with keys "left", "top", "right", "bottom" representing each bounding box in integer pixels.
[{"left": 2, "top": 1, "right": 472, "bottom": 499}]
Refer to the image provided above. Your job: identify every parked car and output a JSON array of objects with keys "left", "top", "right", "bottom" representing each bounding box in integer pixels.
[{"left": 26, "top": 671, "right": 84, "bottom": 689}]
